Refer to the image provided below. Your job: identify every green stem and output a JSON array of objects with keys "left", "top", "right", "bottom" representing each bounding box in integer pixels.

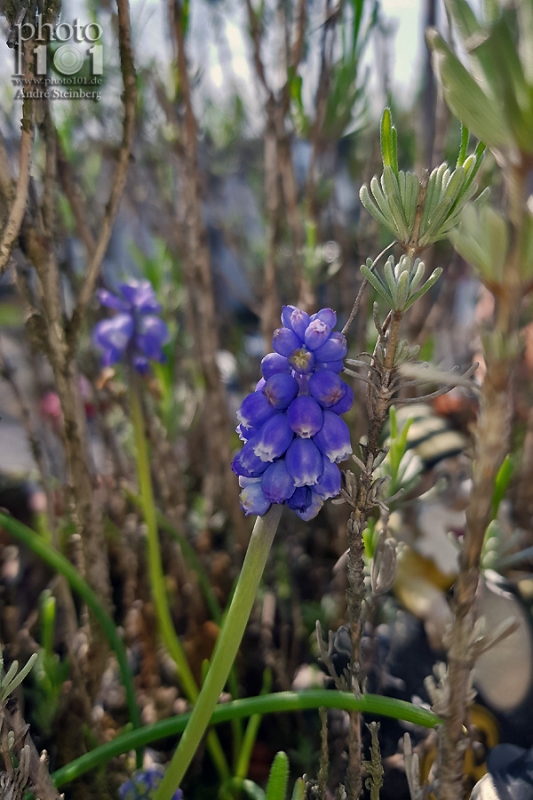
[
  {"left": 129, "top": 381, "right": 230, "bottom": 782},
  {"left": 127, "top": 491, "right": 223, "bottom": 624},
  {"left": 153, "top": 505, "right": 283, "bottom": 800},
  {"left": 0, "top": 511, "right": 141, "bottom": 733},
  {"left": 127, "top": 490, "right": 243, "bottom": 759},
  {"left": 235, "top": 670, "right": 272, "bottom": 779},
  {"left": 52, "top": 689, "right": 441, "bottom": 788}
]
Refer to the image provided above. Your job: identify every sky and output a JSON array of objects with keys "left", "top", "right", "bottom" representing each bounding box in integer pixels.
[{"left": 0, "top": 0, "right": 451, "bottom": 120}]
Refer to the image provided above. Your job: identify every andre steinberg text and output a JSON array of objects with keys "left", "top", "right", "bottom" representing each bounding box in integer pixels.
[{"left": 12, "top": 14, "right": 104, "bottom": 102}]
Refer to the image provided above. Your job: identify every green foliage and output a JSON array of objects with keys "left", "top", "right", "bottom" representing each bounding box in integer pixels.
[
  {"left": 290, "top": 779, "right": 306, "bottom": 800},
  {"left": 0, "top": 646, "right": 38, "bottom": 706},
  {"left": 492, "top": 454, "right": 514, "bottom": 520},
  {"left": 265, "top": 752, "right": 290, "bottom": 800},
  {"left": 377, "top": 407, "right": 423, "bottom": 505},
  {"left": 0, "top": 510, "right": 141, "bottom": 734},
  {"left": 28, "top": 591, "right": 71, "bottom": 735},
  {"left": 380, "top": 108, "right": 398, "bottom": 178},
  {"left": 360, "top": 131, "right": 487, "bottom": 250},
  {"left": 428, "top": 0, "right": 533, "bottom": 158},
  {"left": 449, "top": 204, "right": 509, "bottom": 285},
  {"left": 360, "top": 254, "right": 442, "bottom": 312}
]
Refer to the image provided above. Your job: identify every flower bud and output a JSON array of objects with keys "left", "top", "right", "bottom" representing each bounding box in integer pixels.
[
  {"left": 313, "top": 410, "right": 352, "bottom": 463},
  {"left": 253, "top": 414, "right": 294, "bottom": 461},
  {"left": 304, "top": 319, "right": 332, "bottom": 351},
  {"left": 314, "top": 456, "right": 341, "bottom": 499},
  {"left": 309, "top": 370, "right": 347, "bottom": 408},
  {"left": 287, "top": 396, "right": 324, "bottom": 438},
  {"left": 262, "top": 460, "right": 295, "bottom": 503},
  {"left": 285, "top": 437, "right": 323, "bottom": 486},
  {"left": 261, "top": 353, "right": 291, "bottom": 379},
  {"left": 263, "top": 373, "right": 299, "bottom": 409},
  {"left": 237, "top": 391, "right": 276, "bottom": 428},
  {"left": 232, "top": 439, "right": 270, "bottom": 477},
  {"left": 313, "top": 332, "right": 348, "bottom": 362},
  {"left": 273, "top": 327, "right": 302, "bottom": 357},
  {"left": 240, "top": 481, "right": 271, "bottom": 516}
]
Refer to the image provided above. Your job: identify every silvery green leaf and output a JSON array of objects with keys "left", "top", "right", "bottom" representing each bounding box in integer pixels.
[
  {"left": 359, "top": 185, "right": 392, "bottom": 231},
  {"left": 427, "top": 28, "right": 510, "bottom": 150},
  {"left": 520, "top": 202, "right": 533, "bottom": 279},
  {"left": 471, "top": 18, "right": 533, "bottom": 155},
  {"left": 518, "top": 0, "right": 533, "bottom": 85},
  {"left": 370, "top": 175, "right": 398, "bottom": 234},
  {"left": 449, "top": 204, "right": 508, "bottom": 281},
  {"left": 2, "top": 660, "right": 19, "bottom": 689},
  {"left": 361, "top": 264, "right": 394, "bottom": 305},
  {"left": 395, "top": 269, "right": 410, "bottom": 311},
  {"left": 443, "top": 167, "right": 465, "bottom": 205},
  {"left": 383, "top": 257, "right": 397, "bottom": 297},
  {"left": 409, "top": 260, "right": 426, "bottom": 292},
  {"left": 405, "top": 173, "right": 420, "bottom": 228},
  {"left": 398, "top": 170, "right": 407, "bottom": 206},
  {"left": 420, "top": 197, "right": 453, "bottom": 245},
  {"left": 472, "top": 186, "right": 490, "bottom": 206},
  {"left": 403, "top": 268, "right": 443, "bottom": 311},
  {"left": 445, "top": 0, "right": 482, "bottom": 41},
  {"left": 420, "top": 165, "right": 444, "bottom": 235},
  {"left": 382, "top": 165, "right": 401, "bottom": 199},
  {"left": 0, "top": 653, "right": 38, "bottom": 701}
]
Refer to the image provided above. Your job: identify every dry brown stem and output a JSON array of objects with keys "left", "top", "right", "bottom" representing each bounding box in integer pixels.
[
  {"left": 2, "top": 706, "right": 62, "bottom": 800},
  {"left": 0, "top": 38, "right": 35, "bottom": 275},
  {"left": 67, "top": 0, "right": 137, "bottom": 347},
  {"left": 344, "top": 309, "right": 403, "bottom": 799},
  {"left": 169, "top": 0, "right": 248, "bottom": 551},
  {"left": 435, "top": 163, "right": 527, "bottom": 800}
]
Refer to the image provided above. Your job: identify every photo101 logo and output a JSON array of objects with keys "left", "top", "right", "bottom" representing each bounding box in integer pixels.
[{"left": 13, "top": 15, "right": 103, "bottom": 102}]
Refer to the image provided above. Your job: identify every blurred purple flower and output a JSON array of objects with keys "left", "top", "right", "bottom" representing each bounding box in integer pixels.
[
  {"left": 93, "top": 279, "right": 170, "bottom": 373},
  {"left": 232, "top": 305, "right": 353, "bottom": 520},
  {"left": 118, "top": 765, "right": 183, "bottom": 800}
]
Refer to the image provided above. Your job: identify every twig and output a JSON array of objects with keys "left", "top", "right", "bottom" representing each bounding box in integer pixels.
[
  {"left": 435, "top": 164, "right": 526, "bottom": 800},
  {"left": 67, "top": 0, "right": 137, "bottom": 348},
  {"left": 4, "top": 707, "right": 63, "bottom": 800},
  {"left": 342, "top": 242, "right": 396, "bottom": 335},
  {"left": 0, "top": 40, "right": 35, "bottom": 276},
  {"left": 55, "top": 136, "right": 97, "bottom": 257}
]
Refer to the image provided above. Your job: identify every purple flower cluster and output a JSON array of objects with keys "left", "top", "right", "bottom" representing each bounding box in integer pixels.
[
  {"left": 119, "top": 765, "right": 182, "bottom": 800},
  {"left": 93, "top": 278, "right": 170, "bottom": 373},
  {"left": 232, "top": 306, "right": 353, "bottom": 520}
]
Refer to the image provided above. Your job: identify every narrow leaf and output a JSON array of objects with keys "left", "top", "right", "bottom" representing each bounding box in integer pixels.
[
  {"left": 427, "top": 28, "right": 509, "bottom": 150},
  {"left": 380, "top": 108, "right": 399, "bottom": 177},
  {"left": 457, "top": 124, "right": 469, "bottom": 166},
  {"left": 266, "top": 752, "right": 290, "bottom": 800}
]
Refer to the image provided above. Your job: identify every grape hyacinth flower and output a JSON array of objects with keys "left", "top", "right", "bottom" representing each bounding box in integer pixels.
[
  {"left": 232, "top": 306, "right": 353, "bottom": 520},
  {"left": 119, "top": 766, "right": 183, "bottom": 800},
  {"left": 93, "top": 278, "right": 170, "bottom": 374}
]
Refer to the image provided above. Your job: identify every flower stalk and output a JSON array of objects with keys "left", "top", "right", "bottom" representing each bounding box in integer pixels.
[
  {"left": 129, "top": 377, "right": 230, "bottom": 783},
  {"left": 153, "top": 505, "right": 283, "bottom": 800}
]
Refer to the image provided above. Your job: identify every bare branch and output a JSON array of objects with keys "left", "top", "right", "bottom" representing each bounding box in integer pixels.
[
  {"left": 290, "top": 0, "right": 308, "bottom": 71},
  {"left": 68, "top": 0, "right": 137, "bottom": 347},
  {"left": 56, "top": 135, "right": 96, "bottom": 257},
  {"left": 342, "top": 242, "right": 396, "bottom": 335},
  {"left": 0, "top": 42, "right": 35, "bottom": 276},
  {"left": 244, "top": 0, "right": 273, "bottom": 99},
  {"left": 398, "top": 361, "right": 479, "bottom": 391}
]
